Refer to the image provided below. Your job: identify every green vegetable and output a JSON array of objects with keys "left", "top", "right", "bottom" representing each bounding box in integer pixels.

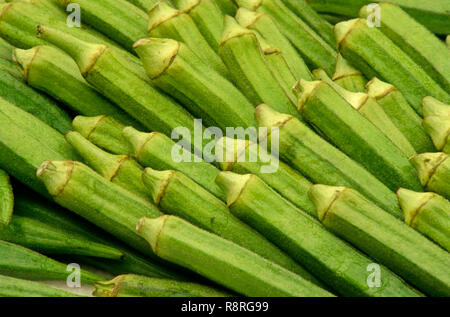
[
  {"left": 397, "top": 188, "right": 450, "bottom": 252},
  {"left": 125, "top": 0, "right": 158, "bottom": 12},
  {"left": 410, "top": 152, "right": 450, "bottom": 200},
  {"left": 0, "top": 57, "right": 22, "bottom": 79},
  {"left": 335, "top": 18, "right": 450, "bottom": 114},
  {"left": 296, "top": 80, "right": 421, "bottom": 193},
  {"left": 319, "top": 13, "right": 351, "bottom": 25},
  {"left": 94, "top": 274, "right": 230, "bottom": 297},
  {"left": 309, "top": 184, "right": 450, "bottom": 296},
  {"left": 422, "top": 96, "right": 450, "bottom": 117},
  {"left": 0, "top": 275, "right": 79, "bottom": 297},
  {"left": 134, "top": 37, "right": 256, "bottom": 130},
  {"left": 137, "top": 215, "right": 334, "bottom": 297},
  {"left": 216, "top": 172, "right": 420, "bottom": 297},
  {"left": 255, "top": 104, "right": 402, "bottom": 217},
  {"left": 332, "top": 54, "right": 366, "bottom": 92},
  {"left": 142, "top": 167, "right": 319, "bottom": 283},
  {"left": 367, "top": 78, "right": 435, "bottom": 154},
  {"left": 422, "top": 116, "right": 450, "bottom": 153},
  {"left": 213, "top": 0, "right": 237, "bottom": 16},
  {"left": 0, "top": 169, "right": 13, "bottom": 225},
  {"left": 0, "top": 36, "right": 14, "bottom": 60}
]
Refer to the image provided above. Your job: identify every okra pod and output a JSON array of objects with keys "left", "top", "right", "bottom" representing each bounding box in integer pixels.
[
  {"left": 0, "top": 169, "right": 13, "bottom": 225},
  {"left": 319, "top": 13, "right": 351, "bottom": 25},
  {"left": 296, "top": 80, "right": 421, "bottom": 192},
  {"left": 447, "top": 35, "right": 450, "bottom": 49},
  {"left": 311, "top": 70, "right": 417, "bottom": 158},
  {"left": 213, "top": 0, "right": 237, "bottom": 16},
  {"left": 332, "top": 54, "right": 366, "bottom": 92},
  {"left": 422, "top": 96, "right": 450, "bottom": 117},
  {"left": 218, "top": 17, "right": 299, "bottom": 118},
  {"left": 0, "top": 57, "right": 22, "bottom": 79},
  {"left": 173, "top": 0, "right": 224, "bottom": 52},
  {"left": 235, "top": 7, "right": 312, "bottom": 81},
  {"left": 216, "top": 137, "right": 316, "bottom": 216},
  {"left": 148, "top": 2, "right": 228, "bottom": 76},
  {"left": 0, "top": 240, "right": 104, "bottom": 284},
  {"left": 216, "top": 172, "right": 419, "bottom": 297},
  {"left": 0, "top": 36, "right": 14, "bottom": 60},
  {"left": 367, "top": 78, "right": 435, "bottom": 154},
  {"left": 142, "top": 167, "right": 319, "bottom": 282},
  {"left": 134, "top": 37, "right": 256, "bottom": 130},
  {"left": 13, "top": 46, "right": 139, "bottom": 127},
  {"left": 360, "top": 3, "right": 450, "bottom": 92},
  {"left": 410, "top": 152, "right": 450, "bottom": 200},
  {"left": 397, "top": 188, "right": 450, "bottom": 252},
  {"left": 94, "top": 274, "right": 230, "bottom": 297},
  {"left": 309, "top": 184, "right": 450, "bottom": 296},
  {"left": 137, "top": 215, "right": 334, "bottom": 297},
  {"left": 122, "top": 126, "right": 225, "bottom": 200},
  {"left": 422, "top": 116, "right": 450, "bottom": 154},
  {"left": 0, "top": 275, "right": 79, "bottom": 297},
  {"left": 236, "top": 0, "right": 337, "bottom": 75},
  {"left": 125, "top": 0, "right": 158, "bottom": 12},
  {"left": 255, "top": 104, "right": 402, "bottom": 217},
  {"left": 73, "top": 116, "right": 133, "bottom": 155},
  {"left": 335, "top": 18, "right": 450, "bottom": 114},
  {"left": 65, "top": 131, "right": 150, "bottom": 200}
]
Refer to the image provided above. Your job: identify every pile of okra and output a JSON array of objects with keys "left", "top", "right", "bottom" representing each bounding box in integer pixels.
[{"left": 0, "top": 0, "right": 449, "bottom": 297}]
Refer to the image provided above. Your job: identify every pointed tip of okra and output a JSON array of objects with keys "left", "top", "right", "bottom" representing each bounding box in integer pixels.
[
  {"left": 148, "top": 1, "right": 180, "bottom": 33},
  {"left": 334, "top": 18, "right": 361, "bottom": 47},
  {"left": 36, "top": 160, "right": 75, "bottom": 197},
  {"left": 308, "top": 185, "right": 347, "bottom": 221},
  {"left": 235, "top": 0, "right": 262, "bottom": 11},
  {"left": 215, "top": 137, "right": 250, "bottom": 171},
  {"left": 122, "top": 126, "right": 155, "bottom": 158},
  {"left": 142, "top": 167, "right": 175, "bottom": 205},
  {"left": 133, "top": 38, "right": 180, "bottom": 80},
  {"left": 12, "top": 46, "right": 39, "bottom": 80},
  {"left": 396, "top": 188, "right": 434, "bottom": 226},
  {"left": 422, "top": 116, "right": 450, "bottom": 151},
  {"left": 220, "top": 15, "right": 254, "bottom": 45},
  {"left": 215, "top": 172, "right": 252, "bottom": 207},
  {"left": 409, "top": 152, "right": 448, "bottom": 187},
  {"left": 93, "top": 275, "right": 125, "bottom": 297},
  {"left": 366, "top": 77, "right": 396, "bottom": 99},
  {"left": 422, "top": 96, "right": 450, "bottom": 117},
  {"left": 235, "top": 7, "right": 264, "bottom": 28},
  {"left": 136, "top": 216, "right": 169, "bottom": 253},
  {"left": 292, "top": 79, "right": 323, "bottom": 111},
  {"left": 72, "top": 115, "right": 106, "bottom": 139},
  {"left": 254, "top": 104, "right": 293, "bottom": 129},
  {"left": 332, "top": 54, "right": 362, "bottom": 81}
]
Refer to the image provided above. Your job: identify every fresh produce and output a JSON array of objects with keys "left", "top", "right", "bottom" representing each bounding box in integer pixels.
[
  {"left": 0, "top": 169, "right": 13, "bottom": 225},
  {"left": 332, "top": 54, "right": 366, "bottom": 92},
  {"left": 0, "top": 275, "right": 79, "bottom": 297},
  {"left": 422, "top": 96, "right": 450, "bottom": 117},
  {"left": 213, "top": 0, "right": 237, "bottom": 16},
  {"left": 125, "top": 0, "right": 158, "bottom": 12},
  {"left": 422, "top": 116, "right": 450, "bottom": 153},
  {"left": 137, "top": 215, "right": 334, "bottom": 297}
]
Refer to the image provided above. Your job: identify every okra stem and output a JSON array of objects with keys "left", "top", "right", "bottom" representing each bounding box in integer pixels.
[
  {"left": 332, "top": 53, "right": 366, "bottom": 92},
  {"left": 0, "top": 169, "right": 13, "bottom": 225},
  {"left": 422, "top": 116, "right": 450, "bottom": 153},
  {"left": 0, "top": 275, "right": 79, "bottom": 297},
  {"left": 422, "top": 96, "right": 450, "bottom": 117}
]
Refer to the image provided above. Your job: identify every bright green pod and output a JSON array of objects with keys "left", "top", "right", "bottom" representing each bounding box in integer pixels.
[
  {"left": 148, "top": 1, "right": 228, "bottom": 76},
  {"left": 218, "top": 16, "right": 299, "bottom": 118},
  {"left": 397, "top": 188, "right": 450, "bottom": 252},
  {"left": 94, "top": 274, "right": 230, "bottom": 297},
  {"left": 0, "top": 275, "right": 79, "bottom": 297},
  {"left": 309, "top": 184, "right": 450, "bottom": 296},
  {"left": 422, "top": 96, "right": 450, "bottom": 117},
  {"left": 367, "top": 78, "right": 435, "bottom": 153},
  {"left": 125, "top": 0, "right": 158, "bottom": 12},
  {"left": 0, "top": 240, "right": 104, "bottom": 284},
  {"left": 216, "top": 172, "right": 420, "bottom": 297},
  {"left": 360, "top": 3, "right": 450, "bottom": 92},
  {"left": 123, "top": 126, "right": 224, "bottom": 201},
  {"left": 0, "top": 36, "right": 14, "bottom": 60},
  {"left": 142, "top": 167, "right": 320, "bottom": 283},
  {"left": 134, "top": 37, "right": 256, "bottom": 130},
  {"left": 422, "top": 116, "right": 450, "bottom": 153},
  {"left": 137, "top": 215, "right": 334, "bottom": 297},
  {"left": 235, "top": 7, "right": 312, "bottom": 81},
  {"left": 410, "top": 152, "right": 450, "bottom": 200},
  {"left": 213, "top": 0, "right": 237, "bottom": 15},
  {"left": 0, "top": 57, "right": 21, "bottom": 79},
  {"left": 319, "top": 13, "right": 351, "bottom": 25},
  {"left": 255, "top": 104, "right": 402, "bottom": 217},
  {"left": 335, "top": 18, "right": 450, "bottom": 114},
  {"left": 332, "top": 54, "right": 366, "bottom": 92},
  {"left": 0, "top": 169, "right": 13, "bottom": 225}
]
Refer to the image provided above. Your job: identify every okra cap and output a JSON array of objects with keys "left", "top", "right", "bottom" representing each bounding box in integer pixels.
[
  {"left": 332, "top": 54, "right": 362, "bottom": 81},
  {"left": 366, "top": 77, "right": 396, "bottom": 100},
  {"left": 122, "top": 126, "right": 157, "bottom": 158},
  {"left": 220, "top": 15, "right": 256, "bottom": 46},
  {"left": 12, "top": 47, "right": 38, "bottom": 80},
  {"left": 215, "top": 171, "right": 252, "bottom": 207},
  {"left": 215, "top": 137, "right": 250, "bottom": 171},
  {"left": 235, "top": 7, "right": 264, "bottom": 28},
  {"left": 172, "top": 0, "right": 200, "bottom": 12},
  {"left": 334, "top": 18, "right": 362, "bottom": 48},
  {"left": 422, "top": 116, "right": 450, "bottom": 151},
  {"left": 234, "top": 0, "right": 262, "bottom": 11},
  {"left": 308, "top": 184, "right": 346, "bottom": 221},
  {"left": 396, "top": 188, "right": 434, "bottom": 226},
  {"left": 72, "top": 115, "right": 106, "bottom": 139},
  {"left": 37, "top": 160, "right": 74, "bottom": 197},
  {"left": 148, "top": 1, "right": 182, "bottom": 33},
  {"left": 255, "top": 104, "right": 292, "bottom": 130},
  {"left": 136, "top": 216, "right": 169, "bottom": 253},
  {"left": 409, "top": 152, "right": 448, "bottom": 187},
  {"left": 422, "top": 96, "right": 450, "bottom": 117},
  {"left": 93, "top": 275, "right": 125, "bottom": 297},
  {"left": 142, "top": 168, "right": 175, "bottom": 205},
  {"left": 292, "top": 79, "right": 323, "bottom": 111}
]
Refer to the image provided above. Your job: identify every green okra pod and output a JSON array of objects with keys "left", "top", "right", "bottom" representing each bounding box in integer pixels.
[
  {"left": 73, "top": 116, "right": 133, "bottom": 155},
  {"left": 311, "top": 71, "right": 417, "bottom": 158},
  {"left": 309, "top": 184, "right": 450, "bottom": 296},
  {"left": 13, "top": 46, "right": 139, "bottom": 127},
  {"left": 422, "top": 96, "right": 450, "bottom": 117},
  {"left": 216, "top": 172, "right": 420, "bottom": 297},
  {"left": 65, "top": 131, "right": 149, "bottom": 200},
  {"left": 332, "top": 54, "right": 366, "bottom": 92},
  {"left": 335, "top": 18, "right": 450, "bottom": 114},
  {"left": 213, "top": 0, "right": 237, "bottom": 16},
  {"left": 125, "top": 0, "right": 158, "bottom": 12},
  {"left": 173, "top": 0, "right": 224, "bottom": 52},
  {"left": 0, "top": 275, "right": 79, "bottom": 297},
  {"left": 123, "top": 126, "right": 225, "bottom": 201},
  {"left": 0, "top": 169, "right": 13, "bottom": 225},
  {"left": 0, "top": 240, "right": 104, "bottom": 284},
  {"left": 319, "top": 13, "right": 351, "bottom": 25},
  {"left": 410, "top": 152, "right": 450, "bottom": 200},
  {"left": 397, "top": 188, "right": 450, "bottom": 252},
  {"left": 0, "top": 37, "right": 14, "bottom": 60},
  {"left": 216, "top": 137, "right": 316, "bottom": 216},
  {"left": 134, "top": 37, "right": 256, "bottom": 130},
  {"left": 296, "top": 80, "right": 421, "bottom": 192},
  {"left": 360, "top": 3, "right": 450, "bottom": 92},
  {"left": 236, "top": 0, "right": 337, "bottom": 75},
  {"left": 148, "top": 2, "right": 228, "bottom": 76},
  {"left": 142, "top": 167, "right": 319, "bottom": 283},
  {"left": 0, "top": 57, "right": 22, "bottom": 79},
  {"left": 447, "top": 35, "right": 450, "bottom": 49},
  {"left": 255, "top": 104, "right": 402, "bottom": 217},
  {"left": 422, "top": 116, "right": 450, "bottom": 154},
  {"left": 367, "top": 78, "right": 435, "bottom": 154},
  {"left": 137, "top": 215, "right": 334, "bottom": 297},
  {"left": 219, "top": 16, "right": 299, "bottom": 118},
  {"left": 94, "top": 274, "right": 230, "bottom": 297},
  {"left": 235, "top": 7, "right": 312, "bottom": 81}
]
